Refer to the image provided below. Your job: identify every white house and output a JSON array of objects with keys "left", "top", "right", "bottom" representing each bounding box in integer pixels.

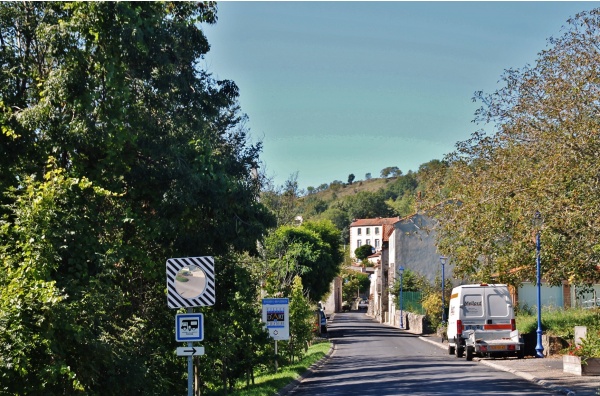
[
  {"left": 355, "top": 213, "right": 455, "bottom": 324},
  {"left": 349, "top": 217, "right": 400, "bottom": 261}
]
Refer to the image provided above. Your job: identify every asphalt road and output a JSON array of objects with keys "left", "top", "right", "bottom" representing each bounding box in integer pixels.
[{"left": 288, "top": 311, "right": 561, "bottom": 395}]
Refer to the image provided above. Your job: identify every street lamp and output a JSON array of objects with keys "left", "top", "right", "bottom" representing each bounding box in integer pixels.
[
  {"left": 533, "top": 211, "right": 544, "bottom": 358},
  {"left": 399, "top": 266, "right": 405, "bottom": 329},
  {"left": 440, "top": 256, "right": 448, "bottom": 324}
]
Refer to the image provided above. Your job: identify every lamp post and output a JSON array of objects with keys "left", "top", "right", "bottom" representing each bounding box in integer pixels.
[
  {"left": 440, "top": 256, "right": 448, "bottom": 324},
  {"left": 533, "top": 211, "right": 544, "bottom": 358},
  {"left": 399, "top": 266, "right": 405, "bottom": 329}
]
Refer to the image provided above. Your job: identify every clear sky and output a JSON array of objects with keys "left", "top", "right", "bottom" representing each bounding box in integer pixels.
[{"left": 201, "top": 1, "right": 594, "bottom": 190}]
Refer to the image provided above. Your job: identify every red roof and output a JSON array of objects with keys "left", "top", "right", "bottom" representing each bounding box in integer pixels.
[
  {"left": 350, "top": 217, "right": 401, "bottom": 227},
  {"left": 382, "top": 224, "right": 395, "bottom": 241}
]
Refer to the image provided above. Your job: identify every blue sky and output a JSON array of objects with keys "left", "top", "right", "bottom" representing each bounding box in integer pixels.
[{"left": 201, "top": 2, "right": 594, "bottom": 190}]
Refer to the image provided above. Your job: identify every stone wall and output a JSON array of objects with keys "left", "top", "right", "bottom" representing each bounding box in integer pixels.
[{"left": 395, "top": 311, "right": 428, "bottom": 334}]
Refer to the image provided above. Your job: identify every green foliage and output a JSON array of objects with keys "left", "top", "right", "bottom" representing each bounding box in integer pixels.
[
  {"left": 283, "top": 276, "right": 314, "bottom": 363},
  {"left": 263, "top": 220, "right": 342, "bottom": 302},
  {"left": 345, "top": 190, "right": 394, "bottom": 220},
  {"left": 198, "top": 254, "right": 271, "bottom": 393},
  {"left": 341, "top": 270, "right": 370, "bottom": 302},
  {"left": 422, "top": 10, "right": 600, "bottom": 285},
  {"left": 380, "top": 166, "right": 402, "bottom": 178},
  {"left": 354, "top": 244, "right": 374, "bottom": 262},
  {"left": 516, "top": 306, "right": 600, "bottom": 339},
  {"left": 563, "top": 329, "right": 600, "bottom": 359},
  {"left": 0, "top": 2, "right": 274, "bottom": 394},
  {"left": 211, "top": 340, "right": 330, "bottom": 396},
  {"left": 389, "top": 268, "right": 425, "bottom": 294},
  {"left": 422, "top": 292, "right": 443, "bottom": 330}
]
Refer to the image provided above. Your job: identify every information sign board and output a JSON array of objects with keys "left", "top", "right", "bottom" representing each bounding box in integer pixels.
[{"left": 262, "top": 298, "right": 290, "bottom": 340}]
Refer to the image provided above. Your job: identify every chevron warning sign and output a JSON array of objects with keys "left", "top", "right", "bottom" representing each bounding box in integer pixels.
[{"left": 166, "top": 257, "right": 215, "bottom": 308}]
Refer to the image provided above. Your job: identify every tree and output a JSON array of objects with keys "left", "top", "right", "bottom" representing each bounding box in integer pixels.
[
  {"left": 347, "top": 173, "right": 355, "bottom": 185},
  {"left": 261, "top": 172, "right": 303, "bottom": 227},
  {"left": 263, "top": 220, "right": 342, "bottom": 301},
  {"left": 341, "top": 270, "right": 371, "bottom": 302},
  {"left": 345, "top": 190, "right": 394, "bottom": 219},
  {"left": 428, "top": 10, "right": 600, "bottom": 286},
  {"left": 0, "top": 2, "right": 274, "bottom": 394},
  {"left": 354, "top": 244, "right": 374, "bottom": 262},
  {"left": 284, "top": 276, "right": 314, "bottom": 363},
  {"left": 198, "top": 253, "right": 271, "bottom": 393},
  {"left": 365, "top": 173, "right": 372, "bottom": 180},
  {"left": 380, "top": 166, "right": 401, "bottom": 178}
]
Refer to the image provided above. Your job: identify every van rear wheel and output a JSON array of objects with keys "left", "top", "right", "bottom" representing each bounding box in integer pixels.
[
  {"left": 448, "top": 344, "right": 455, "bottom": 355},
  {"left": 466, "top": 346, "right": 474, "bottom": 361},
  {"left": 456, "top": 346, "right": 464, "bottom": 358}
]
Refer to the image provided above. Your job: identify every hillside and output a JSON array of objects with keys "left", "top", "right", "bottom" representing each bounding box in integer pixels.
[{"left": 305, "top": 176, "right": 400, "bottom": 201}]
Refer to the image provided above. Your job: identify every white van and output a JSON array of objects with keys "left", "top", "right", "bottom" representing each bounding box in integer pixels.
[{"left": 447, "top": 284, "right": 524, "bottom": 360}]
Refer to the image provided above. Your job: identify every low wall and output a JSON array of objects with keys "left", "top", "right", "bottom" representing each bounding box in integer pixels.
[{"left": 395, "top": 311, "right": 428, "bottom": 334}]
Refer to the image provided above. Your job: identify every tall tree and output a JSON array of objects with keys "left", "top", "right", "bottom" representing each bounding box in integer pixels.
[
  {"left": 263, "top": 220, "right": 342, "bottom": 301},
  {"left": 428, "top": 9, "right": 600, "bottom": 286},
  {"left": 0, "top": 2, "right": 274, "bottom": 394}
]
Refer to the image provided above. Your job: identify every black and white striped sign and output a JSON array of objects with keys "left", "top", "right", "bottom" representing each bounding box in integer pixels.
[{"left": 166, "top": 256, "right": 215, "bottom": 308}]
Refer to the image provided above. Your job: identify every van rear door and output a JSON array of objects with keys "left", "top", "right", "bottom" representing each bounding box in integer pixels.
[
  {"left": 461, "top": 287, "right": 485, "bottom": 331},
  {"left": 484, "top": 286, "right": 513, "bottom": 329}
]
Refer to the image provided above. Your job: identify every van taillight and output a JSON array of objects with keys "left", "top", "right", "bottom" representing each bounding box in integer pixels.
[
  {"left": 511, "top": 319, "right": 516, "bottom": 331},
  {"left": 457, "top": 320, "right": 463, "bottom": 336}
]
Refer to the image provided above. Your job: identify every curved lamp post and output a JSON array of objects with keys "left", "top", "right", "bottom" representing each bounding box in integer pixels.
[
  {"left": 533, "top": 211, "right": 544, "bottom": 358},
  {"left": 399, "top": 266, "right": 405, "bottom": 329},
  {"left": 440, "top": 256, "right": 448, "bottom": 324}
]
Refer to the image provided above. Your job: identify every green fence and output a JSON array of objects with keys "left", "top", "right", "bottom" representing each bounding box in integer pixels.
[{"left": 400, "top": 291, "right": 425, "bottom": 315}]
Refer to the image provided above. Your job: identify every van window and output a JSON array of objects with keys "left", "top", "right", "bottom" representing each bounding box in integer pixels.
[
  {"left": 463, "top": 294, "right": 484, "bottom": 317},
  {"left": 487, "top": 294, "right": 509, "bottom": 317}
]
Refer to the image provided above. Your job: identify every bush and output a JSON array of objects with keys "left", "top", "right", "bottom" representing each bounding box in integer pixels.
[{"left": 421, "top": 292, "right": 443, "bottom": 330}]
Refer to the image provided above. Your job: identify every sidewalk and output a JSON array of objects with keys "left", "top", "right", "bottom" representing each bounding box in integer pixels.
[{"left": 419, "top": 335, "right": 600, "bottom": 396}]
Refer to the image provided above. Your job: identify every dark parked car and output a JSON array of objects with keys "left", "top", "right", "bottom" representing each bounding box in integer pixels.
[{"left": 342, "top": 301, "right": 350, "bottom": 312}]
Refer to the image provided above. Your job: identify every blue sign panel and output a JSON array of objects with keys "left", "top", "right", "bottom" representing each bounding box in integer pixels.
[{"left": 175, "top": 313, "right": 204, "bottom": 342}]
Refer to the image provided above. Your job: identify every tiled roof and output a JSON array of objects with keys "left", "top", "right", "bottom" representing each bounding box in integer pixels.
[
  {"left": 350, "top": 217, "right": 401, "bottom": 227},
  {"left": 382, "top": 224, "right": 395, "bottom": 241}
]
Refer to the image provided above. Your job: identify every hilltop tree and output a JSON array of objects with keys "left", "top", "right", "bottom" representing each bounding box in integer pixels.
[
  {"left": 348, "top": 173, "right": 355, "bottom": 184},
  {"left": 381, "top": 166, "right": 402, "bottom": 178}
]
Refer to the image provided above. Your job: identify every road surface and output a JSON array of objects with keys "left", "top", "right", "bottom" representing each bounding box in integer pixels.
[{"left": 288, "top": 311, "right": 560, "bottom": 395}]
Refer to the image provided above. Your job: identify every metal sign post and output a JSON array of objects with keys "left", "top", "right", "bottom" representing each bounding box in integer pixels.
[
  {"left": 167, "top": 257, "right": 215, "bottom": 396},
  {"left": 187, "top": 308, "right": 193, "bottom": 396}
]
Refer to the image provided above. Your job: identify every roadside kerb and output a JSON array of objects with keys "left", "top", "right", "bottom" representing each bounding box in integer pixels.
[{"left": 418, "top": 336, "right": 576, "bottom": 396}]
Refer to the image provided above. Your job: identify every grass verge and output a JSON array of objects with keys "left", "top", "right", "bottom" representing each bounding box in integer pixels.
[
  {"left": 227, "top": 340, "right": 331, "bottom": 396},
  {"left": 517, "top": 307, "right": 600, "bottom": 339}
]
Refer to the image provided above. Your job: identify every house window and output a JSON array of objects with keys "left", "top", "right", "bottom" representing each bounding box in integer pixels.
[
  {"left": 375, "top": 227, "right": 380, "bottom": 235},
  {"left": 366, "top": 228, "right": 370, "bottom": 235},
  {"left": 375, "top": 239, "right": 380, "bottom": 248},
  {"left": 357, "top": 239, "right": 362, "bottom": 248},
  {"left": 357, "top": 228, "right": 362, "bottom": 235},
  {"left": 366, "top": 239, "right": 371, "bottom": 246}
]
